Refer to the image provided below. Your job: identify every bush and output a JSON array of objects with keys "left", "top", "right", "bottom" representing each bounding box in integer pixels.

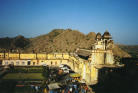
[{"left": 42, "top": 66, "right": 49, "bottom": 78}]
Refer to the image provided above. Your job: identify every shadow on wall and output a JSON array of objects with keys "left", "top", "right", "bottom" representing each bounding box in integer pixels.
[{"left": 90, "top": 58, "right": 138, "bottom": 93}]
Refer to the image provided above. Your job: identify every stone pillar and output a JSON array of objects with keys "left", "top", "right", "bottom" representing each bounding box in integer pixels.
[
  {"left": 105, "top": 50, "right": 114, "bottom": 64},
  {"left": 91, "top": 65, "right": 98, "bottom": 82},
  {"left": 82, "top": 63, "right": 86, "bottom": 80}
]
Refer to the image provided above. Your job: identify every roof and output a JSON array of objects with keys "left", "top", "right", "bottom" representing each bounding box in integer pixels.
[
  {"left": 76, "top": 49, "right": 91, "bottom": 57},
  {"left": 96, "top": 32, "right": 102, "bottom": 40},
  {"left": 102, "top": 30, "right": 112, "bottom": 39}
]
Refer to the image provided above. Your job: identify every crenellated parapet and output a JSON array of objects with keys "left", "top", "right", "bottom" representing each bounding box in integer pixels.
[{"left": 0, "top": 53, "right": 70, "bottom": 60}]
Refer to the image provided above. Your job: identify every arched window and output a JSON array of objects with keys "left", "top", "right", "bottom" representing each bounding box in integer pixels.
[
  {"left": 5, "top": 62, "right": 8, "bottom": 65},
  {"left": 37, "top": 62, "right": 39, "bottom": 65},
  {"left": 22, "top": 62, "right": 25, "bottom": 65},
  {"left": 11, "top": 62, "right": 14, "bottom": 65},
  {"left": 0, "top": 60, "right": 2, "bottom": 65},
  {"left": 55, "top": 61, "right": 57, "bottom": 65},
  {"left": 33, "top": 62, "right": 35, "bottom": 65},
  {"left": 27, "top": 61, "right": 31, "bottom": 65},
  {"left": 16, "top": 62, "right": 19, "bottom": 65}
]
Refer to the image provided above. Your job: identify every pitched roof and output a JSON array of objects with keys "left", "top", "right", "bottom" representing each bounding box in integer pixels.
[{"left": 76, "top": 49, "right": 91, "bottom": 57}]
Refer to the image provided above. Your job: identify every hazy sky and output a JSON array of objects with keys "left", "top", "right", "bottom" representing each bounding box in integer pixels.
[{"left": 0, "top": 0, "right": 138, "bottom": 45}]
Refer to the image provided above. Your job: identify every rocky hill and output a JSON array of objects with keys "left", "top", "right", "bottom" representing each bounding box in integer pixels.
[
  {"left": 26, "top": 29, "right": 96, "bottom": 53},
  {"left": 0, "top": 29, "right": 131, "bottom": 58},
  {"left": 119, "top": 45, "right": 138, "bottom": 58}
]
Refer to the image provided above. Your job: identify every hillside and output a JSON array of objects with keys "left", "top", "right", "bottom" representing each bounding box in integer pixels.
[
  {"left": 0, "top": 35, "right": 30, "bottom": 52},
  {"left": 119, "top": 45, "right": 138, "bottom": 58},
  {"left": 0, "top": 29, "right": 131, "bottom": 57},
  {"left": 26, "top": 29, "right": 131, "bottom": 57},
  {"left": 26, "top": 29, "right": 96, "bottom": 53}
]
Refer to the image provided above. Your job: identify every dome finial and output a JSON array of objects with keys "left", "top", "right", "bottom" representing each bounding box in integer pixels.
[{"left": 105, "top": 29, "right": 108, "bottom": 32}]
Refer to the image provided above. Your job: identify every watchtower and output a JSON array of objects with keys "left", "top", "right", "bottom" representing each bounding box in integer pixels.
[{"left": 91, "top": 30, "right": 114, "bottom": 65}]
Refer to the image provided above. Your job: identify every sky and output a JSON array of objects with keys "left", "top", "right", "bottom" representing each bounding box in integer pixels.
[{"left": 0, "top": 0, "right": 138, "bottom": 45}]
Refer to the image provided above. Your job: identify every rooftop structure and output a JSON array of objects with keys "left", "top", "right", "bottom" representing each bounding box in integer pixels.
[{"left": 102, "top": 30, "right": 112, "bottom": 39}]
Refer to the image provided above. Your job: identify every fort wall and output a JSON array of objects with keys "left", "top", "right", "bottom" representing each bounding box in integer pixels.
[
  {"left": 0, "top": 31, "right": 116, "bottom": 84},
  {"left": 0, "top": 49, "right": 115, "bottom": 84}
]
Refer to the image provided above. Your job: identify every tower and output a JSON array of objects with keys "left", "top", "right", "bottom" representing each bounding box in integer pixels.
[
  {"left": 91, "top": 30, "right": 114, "bottom": 65},
  {"left": 93, "top": 32, "right": 104, "bottom": 50},
  {"left": 93, "top": 30, "right": 113, "bottom": 50},
  {"left": 102, "top": 30, "right": 113, "bottom": 50}
]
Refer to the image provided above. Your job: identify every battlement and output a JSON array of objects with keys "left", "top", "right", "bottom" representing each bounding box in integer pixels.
[{"left": 0, "top": 53, "right": 70, "bottom": 60}]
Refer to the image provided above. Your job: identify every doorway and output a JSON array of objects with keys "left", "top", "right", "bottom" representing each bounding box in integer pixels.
[{"left": 27, "top": 61, "right": 31, "bottom": 65}]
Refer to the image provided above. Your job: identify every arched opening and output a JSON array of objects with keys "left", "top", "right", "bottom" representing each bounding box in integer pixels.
[{"left": 27, "top": 61, "right": 31, "bottom": 65}]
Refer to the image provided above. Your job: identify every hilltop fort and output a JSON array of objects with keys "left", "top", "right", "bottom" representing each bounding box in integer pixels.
[{"left": 0, "top": 31, "right": 125, "bottom": 84}]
